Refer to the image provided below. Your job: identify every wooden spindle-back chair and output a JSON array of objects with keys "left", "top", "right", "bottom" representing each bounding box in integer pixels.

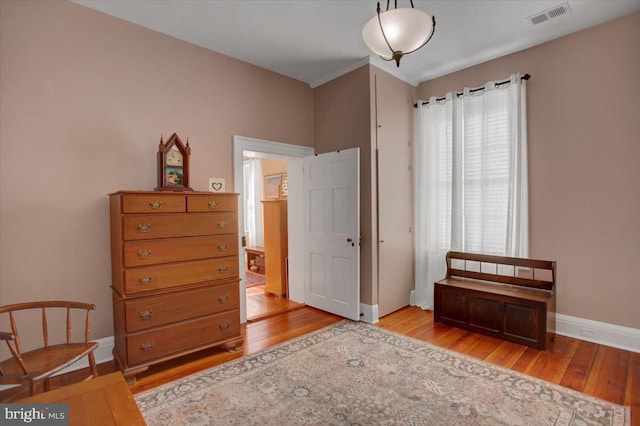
[{"left": 0, "top": 301, "right": 99, "bottom": 400}]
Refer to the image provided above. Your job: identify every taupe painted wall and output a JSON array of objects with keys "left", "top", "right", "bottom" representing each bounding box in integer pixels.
[
  {"left": 418, "top": 11, "right": 640, "bottom": 329},
  {"left": 1, "top": 0, "right": 637, "bottom": 352},
  {"left": 0, "top": 1, "right": 312, "bottom": 346}
]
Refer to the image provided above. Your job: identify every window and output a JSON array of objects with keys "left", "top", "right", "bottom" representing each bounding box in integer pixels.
[{"left": 414, "top": 73, "right": 528, "bottom": 309}]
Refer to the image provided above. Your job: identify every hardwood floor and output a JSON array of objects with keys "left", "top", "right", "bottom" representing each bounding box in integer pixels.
[
  {"left": 4, "top": 306, "right": 638, "bottom": 425},
  {"left": 246, "top": 283, "right": 305, "bottom": 322}
]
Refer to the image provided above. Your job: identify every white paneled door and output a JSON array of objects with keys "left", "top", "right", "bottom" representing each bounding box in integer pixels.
[{"left": 303, "top": 148, "right": 360, "bottom": 320}]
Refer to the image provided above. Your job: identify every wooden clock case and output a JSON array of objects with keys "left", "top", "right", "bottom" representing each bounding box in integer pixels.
[{"left": 156, "top": 133, "right": 193, "bottom": 191}]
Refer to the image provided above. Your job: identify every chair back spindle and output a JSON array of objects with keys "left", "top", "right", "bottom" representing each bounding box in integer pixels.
[
  {"left": 66, "top": 307, "right": 72, "bottom": 345},
  {"left": 0, "top": 300, "right": 99, "bottom": 400},
  {"left": 84, "top": 310, "right": 91, "bottom": 343},
  {"left": 9, "top": 312, "right": 21, "bottom": 355},
  {"left": 41, "top": 307, "right": 49, "bottom": 348}
]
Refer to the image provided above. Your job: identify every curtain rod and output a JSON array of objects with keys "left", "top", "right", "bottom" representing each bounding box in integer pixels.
[{"left": 413, "top": 73, "right": 531, "bottom": 108}]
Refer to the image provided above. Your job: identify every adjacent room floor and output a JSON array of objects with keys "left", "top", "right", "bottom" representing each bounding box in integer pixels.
[{"left": 245, "top": 270, "right": 304, "bottom": 322}]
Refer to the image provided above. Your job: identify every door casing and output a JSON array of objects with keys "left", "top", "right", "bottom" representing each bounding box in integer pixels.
[{"left": 233, "top": 135, "right": 313, "bottom": 323}]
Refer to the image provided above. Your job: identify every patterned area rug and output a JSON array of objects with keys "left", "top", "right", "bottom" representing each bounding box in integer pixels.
[
  {"left": 245, "top": 270, "right": 265, "bottom": 288},
  {"left": 136, "top": 321, "right": 629, "bottom": 425}
]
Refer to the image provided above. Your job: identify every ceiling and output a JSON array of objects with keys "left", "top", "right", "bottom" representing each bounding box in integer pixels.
[{"left": 74, "top": 0, "right": 640, "bottom": 88}]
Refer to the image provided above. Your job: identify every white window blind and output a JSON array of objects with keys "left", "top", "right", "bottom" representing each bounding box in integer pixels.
[{"left": 461, "top": 89, "right": 515, "bottom": 255}]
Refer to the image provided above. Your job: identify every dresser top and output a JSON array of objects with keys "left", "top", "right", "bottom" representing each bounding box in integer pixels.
[{"left": 109, "top": 190, "right": 238, "bottom": 197}]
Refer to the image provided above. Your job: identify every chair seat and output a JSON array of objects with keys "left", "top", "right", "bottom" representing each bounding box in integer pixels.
[{"left": 0, "top": 342, "right": 98, "bottom": 383}]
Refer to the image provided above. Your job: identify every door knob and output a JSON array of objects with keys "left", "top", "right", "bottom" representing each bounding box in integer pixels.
[{"left": 347, "top": 237, "right": 355, "bottom": 247}]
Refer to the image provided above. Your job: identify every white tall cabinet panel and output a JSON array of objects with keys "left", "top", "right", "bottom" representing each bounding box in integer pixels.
[{"left": 375, "top": 73, "right": 415, "bottom": 318}]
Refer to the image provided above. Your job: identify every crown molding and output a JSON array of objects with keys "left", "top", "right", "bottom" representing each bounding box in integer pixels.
[
  {"left": 367, "top": 56, "right": 420, "bottom": 87},
  {"left": 308, "top": 57, "right": 371, "bottom": 88},
  {"left": 309, "top": 56, "right": 419, "bottom": 89}
]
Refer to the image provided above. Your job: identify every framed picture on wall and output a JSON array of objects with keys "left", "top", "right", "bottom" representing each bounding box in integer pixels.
[{"left": 264, "top": 174, "right": 281, "bottom": 199}]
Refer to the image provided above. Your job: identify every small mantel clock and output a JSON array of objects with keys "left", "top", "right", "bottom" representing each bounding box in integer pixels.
[{"left": 156, "top": 133, "right": 193, "bottom": 191}]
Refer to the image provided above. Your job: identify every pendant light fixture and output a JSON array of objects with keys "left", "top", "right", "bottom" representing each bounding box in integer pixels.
[{"left": 362, "top": 0, "right": 436, "bottom": 67}]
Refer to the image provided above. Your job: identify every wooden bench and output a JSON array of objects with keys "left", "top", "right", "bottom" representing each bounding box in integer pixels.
[{"left": 434, "top": 251, "right": 556, "bottom": 350}]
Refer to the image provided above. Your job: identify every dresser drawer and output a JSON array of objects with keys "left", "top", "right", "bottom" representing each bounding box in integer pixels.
[
  {"left": 124, "top": 235, "right": 238, "bottom": 267},
  {"left": 123, "top": 283, "right": 239, "bottom": 333},
  {"left": 123, "top": 258, "right": 239, "bottom": 295},
  {"left": 126, "top": 310, "right": 240, "bottom": 365},
  {"left": 121, "top": 194, "right": 185, "bottom": 213},
  {"left": 187, "top": 194, "right": 237, "bottom": 213},
  {"left": 122, "top": 213, "right": 238, "bottom": 241}
]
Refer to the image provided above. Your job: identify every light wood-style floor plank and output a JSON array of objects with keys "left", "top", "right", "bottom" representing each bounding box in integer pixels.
[
  {"left": 246, "top": 283, "right": 305, "bottom": 322},
  {"left": 447, "top": 331, "right": 503, "bottom": 360},
  {"left": 626, "top": 352, "right": 640, "bottom": 421},
  {"left": 560, "top": 340, "right": 599, "bottom": 392},
  {"left": 583, "top": 345, "right": 630, "bottom": 405},
  {"left": 524, "top": 335, "right": 580, "bottom": 383},
  {"left": 484, "top": 340, "right": 528, "bottom": 369}
]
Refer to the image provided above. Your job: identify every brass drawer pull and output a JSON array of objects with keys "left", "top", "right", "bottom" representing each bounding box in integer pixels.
[
  {"left": 208, "top": 200, "right": 218, "bottom": 209},
  {"left": 138, "top": 276, "right": 153, "bottom": 285},
  {"left": 137, "top": 223, "right": 152, "bottom": 233},
  {"left": 140, "top": 341, "right": 155, "bottom": 352},
  {"left": 139, "top": 310, "right": 153, "bottom": 320},
  {"left": 148, "top": 200, "right": 163, "bottom": 210},
  {"left": 218, "top": 295, "right": 229, "bottom": 303},
  {"left": 217, "top": 220, "right": 229, "bottom": 229},
  {"left": 219, "top": 321, "right": 230, "bottom": 330},
  {"left": 218, "top": 243, "right": 229, "bottom": 251},
  {"left": 218, "top": 265, "right": 229, "bottom": 273},
  {"left": 137, "top": 250, "right": 152, "bottom": 259}
]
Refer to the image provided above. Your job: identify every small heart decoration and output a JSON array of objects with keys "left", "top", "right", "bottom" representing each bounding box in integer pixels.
[{"left": 212, "top": 182, "right": 223, "bottom": 191}]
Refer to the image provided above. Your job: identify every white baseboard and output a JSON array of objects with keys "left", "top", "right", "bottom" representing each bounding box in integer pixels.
[
  {"left": 55, "top": 335, "right": 115, "bottom": 376},
  {"left": 360, "top": 303, "right": 379, "bottom": 324},
  {"left": 555, "top": 314, "right": 640, "bottom": 353}
]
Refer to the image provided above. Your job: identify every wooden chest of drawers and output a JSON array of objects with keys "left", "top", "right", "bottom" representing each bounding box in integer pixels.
[{"left": 109, "top": 191, "right": 243, "bottom": 381}]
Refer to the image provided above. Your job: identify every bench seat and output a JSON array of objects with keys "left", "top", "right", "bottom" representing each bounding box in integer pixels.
[{"left": 437, "top": 278, "right": 552, "bottom": 303}]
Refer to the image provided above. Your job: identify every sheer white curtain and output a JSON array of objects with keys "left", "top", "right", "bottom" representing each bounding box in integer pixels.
[
  {"left": 243, "top": 159, "right": 264, "bottom": 248},
  {"left": 414, "top": 73, "right": 528, "bottom": 310}
]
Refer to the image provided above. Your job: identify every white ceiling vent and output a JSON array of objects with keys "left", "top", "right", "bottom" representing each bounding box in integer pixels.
[{"left": 527, "top": 2, "right": 572, "bottom": 25}]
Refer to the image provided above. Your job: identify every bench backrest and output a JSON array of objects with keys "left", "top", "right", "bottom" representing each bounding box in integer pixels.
[{"left": 446, "top": 251, "right": 555, "bottom": 292}]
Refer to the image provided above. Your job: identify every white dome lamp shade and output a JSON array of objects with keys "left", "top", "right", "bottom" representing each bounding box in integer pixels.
[{"left": 362, "top": 0, "right": 436, "bottom": 67}]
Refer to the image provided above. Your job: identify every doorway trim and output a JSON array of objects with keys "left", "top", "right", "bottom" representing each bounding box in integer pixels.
[{"left": 233, "top": 135, "right": 314, "bottom": 323}]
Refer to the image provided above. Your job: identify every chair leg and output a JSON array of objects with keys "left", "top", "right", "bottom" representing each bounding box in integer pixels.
[
  {"left": 29, "top": 380, "right": 37, "bottom": 396},
  {"left": 88, "top": 352, "right": 98, "bottom": 379}
]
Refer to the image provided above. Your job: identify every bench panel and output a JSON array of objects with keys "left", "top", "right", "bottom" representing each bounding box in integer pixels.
[
  {"left": 504, "top": 303, "right": 542, "bottom": 343},
  {"left": 436, "top": 291, "right": 468, "bottom": 327},
  {"left": 469, "top": 297, "right": 503, "bottom": 334}
]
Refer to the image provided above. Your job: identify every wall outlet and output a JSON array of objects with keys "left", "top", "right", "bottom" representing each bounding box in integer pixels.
[{"left": 579, "top": 328, "right": 596, "bottom": 338}]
